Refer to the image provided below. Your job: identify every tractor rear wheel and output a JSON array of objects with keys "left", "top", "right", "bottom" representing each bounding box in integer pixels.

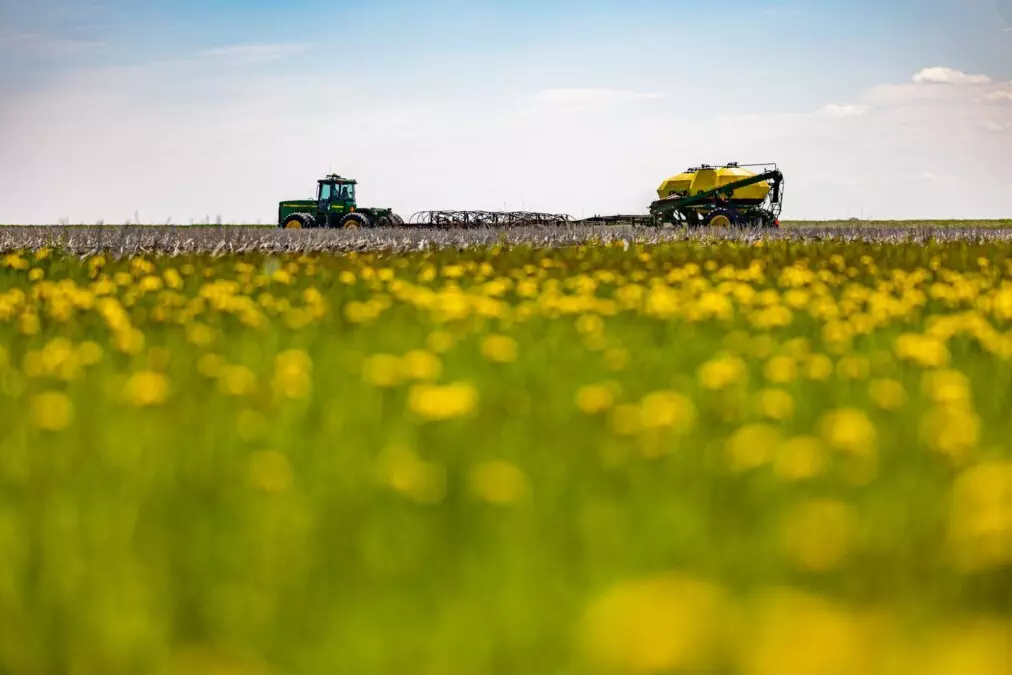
[
  {"left": 281, "top": 212, "right": 316, "bottom": 229},
  {"left": 339, "top": 212, "right": 370, "bottom": 230},
  {"left": 376, "top": 214, "right": 393, "bottom": 228},
  {"left": 392, "top": 214, "right": 405, "bottom": 226}
]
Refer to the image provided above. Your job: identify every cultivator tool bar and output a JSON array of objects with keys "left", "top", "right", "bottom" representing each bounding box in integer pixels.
[{"left": 407, "top": 211, "right": 574, "bottom": 228}]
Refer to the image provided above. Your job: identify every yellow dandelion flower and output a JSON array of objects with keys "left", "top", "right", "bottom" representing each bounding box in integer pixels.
[
  {"left": 273, "top": 349, "right": 312, "bottom": 399},
  {"left": 76, "top": 341, "right": 103, "bottom": 367},
  {"left": 895, "top": 333, "right": 949, "bottom": 368},
  {"left": 425, "top": 330, "right": 455, "bottom": 353},
  {"left": 726, "top": 424, "right": 781, "bottom": 472},
  {"left": 697, "top": 354, "right": 748, "bottom": 390},
  {"left": 408, "top": 382, "right": 478, "bottom": 421},
  {"left": 868, "top": 379, "right": 907, "bottom": 411},
  {"left": 773, "top": 436, "right": 825, "bottom": 481},
  {"left": 576, "top": 384, "right": 615, "bottom": 414},
  {"left": 197, "top": 353, "right": 224, "bottom": 378},
  {"left": 124, "top": 370, "right": 169, "bottom": 406},
  {"left": 578, "top": 573, "right": 729, "bottom": 674},
  {"left": 481, "top": 334, "right": 518, "bottom": 363},
  {"left": 780, "top": 498, "right": 858, "bottom": 572},
  {"left": 376, "top": 445, "right": 446, "bottom": 504},
  {"left": 401, "top": 349, "right": 442, "bottom": 381},
  {"left": 639, "top": 390, "right": 696, "bottom": 433},
  {"left": 757, "top": 388, "right": 795, "bottom": 421},
  {"left": 740, "top": 589, "right": 876, "bottom": 675},
  {"left": 218, "top": 365, "right": 257, "bottom": 397},
  {"left": 30, "top": 391, "right": 73, "bottom": 431},
  {"left": 836, "top": 355, "right": 870, "bottom": 380},
  {"left": 921, "top": 369, "right": 971, "bottom": 405},
  {"left": 468, "top": 460, "right": 529, "bottom": 505},
  {"left": 362, "top": 354, "right": 404, "bottom": 388},
  {"left": 804, "top": 354, "right": 834, "bottom": 381},
  {"left": 247, "top": 450, "right": 293, "bottom": 494},
  {"left": 920, "top": 405, "right": 980, "bottom": 463},
  {"left": 818, "top": 408, "right": 877, "bottom": 457},
  {"left": 948, "top": 460, "right": 1012, "bottom": 571}
]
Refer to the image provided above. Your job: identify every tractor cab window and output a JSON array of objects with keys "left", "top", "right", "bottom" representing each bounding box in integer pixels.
[
  {"left": 336, "top": 183, "right": 355, "bottom": 201},
  {"left": 318, "top": 183, "right": 336, "bottom": 202}
]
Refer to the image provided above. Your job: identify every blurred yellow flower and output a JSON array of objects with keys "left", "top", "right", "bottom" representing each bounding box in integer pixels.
[
  {"left": 639, "top": 390, "right": 696, "bottom": 433},
  {"left": 698, "top": 354, "right": 748, "bottom": 390},
  {"left": 764, "top": 355, "right": 798, "bottom": 384},
  {"left": 948, "top": 460, "right": 1012, "bottom": 571},
  {"left": 895, "top": 333, "right": 949, "bottom": 368},
  {"left": 481, "top": 334, "right": 518, "bottom": 363},
  {"left": 773, "top": 436, "right": 825, "bottom": 481},
  {"left": 836, "top": 355, "right": 870, "bottom": 380},
  {"left": 578, "top": 573, "right": 729, "bottom": 674},
  {"left": 818, "top": 408, "right": 876, "bottom": 456},
  {"left": 30, "top": 391, "right": 73, "bottom": 431},
  {"left": 218, "top": 365, "right": 257, "bottom": 397},
  {"left": 362, "top": 354, "right": 403, "bottom": 388},
  {"left": 920, "top": 405, "right": 980, "bottom": 463},
  {"left": 780, "top": 499, "right": 858, "bottom": 572},
  {"left": 726, "top": 424, "right": 781, "bottom": 472},
  {"left": 921, "top": 369, "right": 971, "bottom": 405},
  {"left": 408, "top": 382, "right": 478, "bottom": 421},
  {"left": 124, "top": 370, "right": 169, "bottom": 406},
  {"left": 273, "top": 349, "right": 312, "bottom": 399},
  {"left": 425, "top": 330, "right": 454, "bottom": 353},
  {"left": 739, "top": 589, "right": 877, "bottom": 675},
  {"left": 757, "top": 388, "right": 794, "bottom": 421},
  {"left": 247, "top": 450, "right": 293, "bottom": 494},
  {"left": 868, "top": 378, "right": 907, "bottom": 411},
  {"left": 804, "top": 354, "right": 834, "bottom": 381},
  {"left": 469, "top": 460, "right": 529, "bottom": 505},
  {"left": 576, "top": 385, "right": 614, "bottom": 414},
  {"left": 376, "top": 445, "right": 445, "bottom": 504}
]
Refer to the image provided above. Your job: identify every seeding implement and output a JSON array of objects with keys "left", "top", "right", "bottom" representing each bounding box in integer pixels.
[
  {"left": 278, "top": 164, "right": 785, "bottom": 230},
  {"left": 648, "top": 162, "right": 784, "bottom": 228}
]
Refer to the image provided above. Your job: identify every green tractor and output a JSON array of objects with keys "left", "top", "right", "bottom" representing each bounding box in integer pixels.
[{"left": 277, "top": 174, "right": 404, "bottom": 229}]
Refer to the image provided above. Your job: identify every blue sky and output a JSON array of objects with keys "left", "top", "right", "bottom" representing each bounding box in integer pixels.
[{"left": 1, "top": 0, "right": 1011, "bottom": 223}]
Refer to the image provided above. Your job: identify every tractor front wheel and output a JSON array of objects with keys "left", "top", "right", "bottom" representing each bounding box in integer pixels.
[{"left": 339, "top": 213, "right": 370, "bottom": 230}]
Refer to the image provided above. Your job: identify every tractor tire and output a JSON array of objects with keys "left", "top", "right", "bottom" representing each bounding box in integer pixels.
[
  {"left": 280, "top": 212, "right": 316, "bottom": 229},
  {"left": 704, "top": 208, "right": 738, "bottom": 229},
  {"left": 391, "top": 213, "right": 405, "bottom": 226},
  {"left": 339, "top": 212, "right": 370, "bottom": 230},
  {"left": 376, "top": 214, "right": 394, "bottom": 228}
]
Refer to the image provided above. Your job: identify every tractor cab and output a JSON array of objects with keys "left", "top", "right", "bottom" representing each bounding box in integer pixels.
[{"left": 318, "top": 175, "right": 357, "bottom": 208}]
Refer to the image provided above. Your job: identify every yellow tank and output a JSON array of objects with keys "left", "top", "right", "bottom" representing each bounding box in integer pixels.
[{"left": 657, "top": 164, "right": 771, "bottom": 202}]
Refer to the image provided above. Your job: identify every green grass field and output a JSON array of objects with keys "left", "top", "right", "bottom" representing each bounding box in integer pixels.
[{"left": 1, "top": 239, "right": 1011, "bottom": 674}]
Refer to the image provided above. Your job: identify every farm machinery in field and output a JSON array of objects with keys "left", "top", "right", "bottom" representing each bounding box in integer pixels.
[
  {"left": 647, "top": 162, "right": 784, "bottom": 228},
  {"left": 277, "top": 163, "right": 785, "bottom": 229},
  {"left": 278, "top": 174, "right": 404, "bottom": 229}
]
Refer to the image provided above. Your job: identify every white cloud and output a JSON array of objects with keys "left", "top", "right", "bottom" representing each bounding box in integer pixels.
[
  {"left": 912, "top": 66, "right": 991, "bottom": 85},
  {"left": 983, "top": 89, "right": 1012, "bottom": 102},
  {"left": 0, "top": 29, "right": 105, "bottom": 54},
  {"left": 819, "top": 103, "right": 870, "bottom": 117},
  {"left": 532, "top": 88, "right": 662, "bottom": 104},
  {"left": 198, "top": 43, "right": 308, "bottom": 64}
]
